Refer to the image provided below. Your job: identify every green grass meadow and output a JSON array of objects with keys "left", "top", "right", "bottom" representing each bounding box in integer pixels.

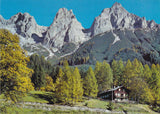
[{"left": 0, "top": 91, "right": 158, "bottom": 114}]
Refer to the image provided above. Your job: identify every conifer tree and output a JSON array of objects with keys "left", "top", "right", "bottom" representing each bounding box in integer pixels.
[
  {"left": 39, "top": 65, "right": 46, "bottom": 88},
  {"left": 50, "top": 67, "right": 59, "bottom": 83},
  {"left": 62, "top": 60, "right": 73, "bottom": 103},
  {"left": 111, "top": 59, "right": 124, "bottom": 86},
  {"left": 150, "top": 64, "right": 160, "bottom": 105},
  {"left": 143, "top": 64, "right": 152, "bottom": 83},
  {"left": 72, "top": 67, "right": 83, "bottom": 102},
  {"left": 55, "top": 60, "right": 75, "bottom": 103},
  {"left": 28, "top": 54, "right": 52, "bottom": 74},
  {"left": 129, "top": 77, "right": 153, "bottom": 103},
  {"left": 123, "top": 59, "right": 132, "bottom": 88},
  {"left": 84, "top": 67, "right": 98, "bottom": 97},
  {"left": 56, "top": 61, "right": 84, "bottom": 104},
  {"left": 95, "top": 61, "right": 113, "bottom": 92},
  {"left": 131, "top": 58, "right": 144, "bottom": 78},
  {"left": 55, "top": 68, "right": 65, "bottom": 102},
  {"left": 111, "top": 59, "right": 119, "bottom": 85},
  {"left": 123, "top": 59, "right": 153, "bottom": 103},
  {"left": 94, "top": 61, "right": 103, "bottom": 91},
  {"left": 100, "top": 61, "right": 113, "bottom": 91},
  {"left": 118, "top": 59, "right": 124, "bottom": 84},
  {"left": 31, "top": 64, "right": 45, "bottom": 90},
  {"left": 45, "top": 74, "right": 55, "bottom": 92},
  {"left": 95, "top": 61, "right": 101, "bottom": 79}
]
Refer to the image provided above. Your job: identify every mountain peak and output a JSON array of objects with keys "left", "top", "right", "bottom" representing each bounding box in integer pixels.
[
  {"left": 112, "top": 2, "right": 122, "bottom": 8},
  {"left": 43, "top": 8, "right": 88, "bottom": 48},
  {"left": 110, "top": 2, "right": 127, "bottom": 13},
  {"left": 9, "top": 12, "right": 35, "bottom": 24},
  {"left": 58, "top": 8, "right": 73, "bottom": 14},
  {"left": 55, "top": 8, "right": 75, "bottom": 20},
  {"left": 90, "top": 2, "right": 159, "bottom": 36}
]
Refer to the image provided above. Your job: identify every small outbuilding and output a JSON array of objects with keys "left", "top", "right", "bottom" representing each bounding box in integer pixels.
[{"left": 98, "top": 86, "right": 130, "bottom": 102}]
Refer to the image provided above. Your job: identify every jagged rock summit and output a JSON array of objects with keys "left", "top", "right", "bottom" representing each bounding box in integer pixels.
[
  {"left": 43, "top": 8, "right": 89, "bottom": 49},
  {"left": 0, "top": 12, "right": 47, "bottom": 46},
  {"left": 0, "top": 2, "right": 160, "bottom": 60},
  {"left": 10, "top": 13, "right": 47, "bottom": 38},
  {"left": 90, "top": 2, "right": 160, "bottom": 36}
]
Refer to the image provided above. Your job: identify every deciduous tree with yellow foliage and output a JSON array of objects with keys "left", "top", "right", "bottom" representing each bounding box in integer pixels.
[{"left": 0, "top": 29, "right": 34, "bottom": 103}]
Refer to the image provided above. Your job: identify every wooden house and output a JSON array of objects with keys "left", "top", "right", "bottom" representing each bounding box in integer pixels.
[{"left": 98, "top": 86, "right": 130, "bottom": 102}]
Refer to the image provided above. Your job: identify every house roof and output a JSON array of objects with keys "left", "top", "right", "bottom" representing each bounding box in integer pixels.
[{"left": 99, "top": 86, "right": 123, "bottom": 95}]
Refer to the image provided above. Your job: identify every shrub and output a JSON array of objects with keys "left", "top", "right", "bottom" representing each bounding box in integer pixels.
[{"left": 106, "top": 101, "right": 114, "bottom": 111}]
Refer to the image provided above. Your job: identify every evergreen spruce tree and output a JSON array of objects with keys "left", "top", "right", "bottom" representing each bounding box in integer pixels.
[
  {"left": 31, "top": 64, "right": 45, "bottom": 90},
  {"left": 39, "top": 65, "right": 46, "bottom": 88},
  {"left": 28, "top": 54, "right": 52, "bottom": 74},
  {"left": 50, "top": 67, "right": 59, "bottom": 83}
]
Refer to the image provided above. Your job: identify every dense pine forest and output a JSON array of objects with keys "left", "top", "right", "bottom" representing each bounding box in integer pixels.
[{"left": 0, "top": 29, "right": 160, "bottom": 112}]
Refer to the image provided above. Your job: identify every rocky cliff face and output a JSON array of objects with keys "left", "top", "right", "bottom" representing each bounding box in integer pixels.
[
  {"left": 0, "top": 13, "right": 47, "bottom": 45},
  {"left": 89, "top": 2, "right": 160, "bottom": 36},
  {"left": 43, "top": 8, "right": 89, "bottom": 49},
  {"left": 0, "top": 2, "right": 160, "bottom": 60}
]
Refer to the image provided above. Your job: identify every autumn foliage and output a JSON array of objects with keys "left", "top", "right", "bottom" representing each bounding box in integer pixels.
[{"left": 0, "top": 29, "right": 34, "bottom": 103}]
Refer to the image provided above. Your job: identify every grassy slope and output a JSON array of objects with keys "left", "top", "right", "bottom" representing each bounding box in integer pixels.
[
  {"left": 0, "top": 91, "right": 158, "bottom": 114},
  {"left": 0, "top": 91, "right": 51, "bottom": 104},
  {"left": 1, "top": 106, "right": 98, "bottom": 114},
  {"left": 21, "top": 91, "right": 50, "bottom": 103},
  {"left": 78, "top": 99, "right": 157, "bottom": 114}
]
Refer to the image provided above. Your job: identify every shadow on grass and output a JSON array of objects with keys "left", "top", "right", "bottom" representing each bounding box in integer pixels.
[{"left": 30, "top": 92, "right": 57, "bottom": 104}]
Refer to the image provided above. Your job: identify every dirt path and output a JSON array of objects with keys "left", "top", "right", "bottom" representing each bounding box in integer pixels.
[
  {"left": 17, "top": 101, "right": 124, "bottom": 113},
  {"left": 0, "top": 99, "right": 124, "bottom": 113}
]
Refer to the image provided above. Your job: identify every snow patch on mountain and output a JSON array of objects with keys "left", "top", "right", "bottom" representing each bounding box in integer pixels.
[{"left": 112, "top": 31, "right": 120, "bottom": 44}]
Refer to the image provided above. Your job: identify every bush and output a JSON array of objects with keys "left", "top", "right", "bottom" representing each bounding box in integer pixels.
[
  {"left": 0, "top": 103, "right": 14, "bottom": 113},
  {"left": 106, "top": 101, "right": 114, "bottom": 111},
  {"left": 84, "top": 102, "right": 88, "bottom": 106},
  {"left": 152, "top": 106, "right": 160, "bottom": 112}
]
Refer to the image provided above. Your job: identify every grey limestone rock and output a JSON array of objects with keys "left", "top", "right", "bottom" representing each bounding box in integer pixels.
[
  {"left": 90, "top": 2, "right": 159, "bottom": 36},
  {"left": 43, "top": 8, "right": 89, "bottom": 48}
]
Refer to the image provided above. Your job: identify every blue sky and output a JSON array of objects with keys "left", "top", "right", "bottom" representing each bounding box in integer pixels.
[{"left": 1, "top": 0, "right": 160, "bottom": 28}]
